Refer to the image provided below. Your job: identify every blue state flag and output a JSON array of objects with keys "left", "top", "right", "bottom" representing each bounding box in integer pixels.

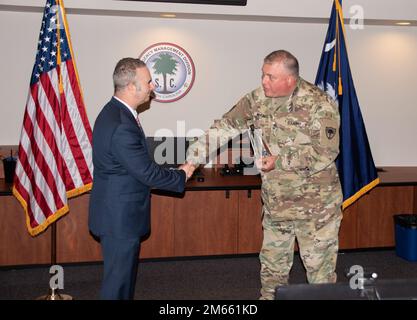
[{"left": 315, "top": 0, "right": 379, "bottom": 209}]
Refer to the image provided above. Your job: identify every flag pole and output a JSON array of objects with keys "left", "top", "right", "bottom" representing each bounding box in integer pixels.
[
  {"left": 14, "top": 0, "right": 92, "bottom": 299},
  {"left": 51, "top": 221, "right": 56, "bottom": 265},
  {"left": 36, "top": 222, "right": 73, "bottom": 300},
  {"left": 36, "top": 1, "right": 72, "bottom": 300}
]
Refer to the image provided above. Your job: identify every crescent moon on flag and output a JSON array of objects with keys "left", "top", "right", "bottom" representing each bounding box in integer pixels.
[{"left": 325, "top": 39, "right": 336, "bottom": 52}]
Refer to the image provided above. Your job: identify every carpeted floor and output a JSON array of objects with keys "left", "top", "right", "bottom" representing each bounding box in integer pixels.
[{"left": 1, "top": 249, "right": 417, "bottom": 300}]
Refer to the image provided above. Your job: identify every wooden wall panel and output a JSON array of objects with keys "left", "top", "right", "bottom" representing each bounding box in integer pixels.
[
  {"left": 339, "top": 201, "right": 359, "bottom": 249},
  {"left": 357, "top": 186, "right": 415, "bottom": 248},
  {"left": 237, "top": 190, "right": 263, "bottom": 253},
  {"left": 0, "top": 196, "right": 51, "bottom": 266},
  {"left": 56, "top": 194, "right": 102, "bottom": 263},
  {"left": 140, "top": 194, "right": 175, "bottom": 259},
  {"left": 174, "top": 190, "right": 238, "bottom": 256},
  {"left": 2, "top": 168, "right": 417, "bottom": 266},
  {"left": 414, "top": 186, "right": 417, "bottom": 213}
]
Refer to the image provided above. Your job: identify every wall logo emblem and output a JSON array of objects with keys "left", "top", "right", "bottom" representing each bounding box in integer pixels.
[{"left": 139, "top": 43, "right": 195, "bottom": 103}]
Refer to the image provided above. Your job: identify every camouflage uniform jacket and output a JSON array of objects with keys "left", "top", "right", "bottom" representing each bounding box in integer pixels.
[{"left": 187, "top": 78, "right": 343, "bottom": 222}]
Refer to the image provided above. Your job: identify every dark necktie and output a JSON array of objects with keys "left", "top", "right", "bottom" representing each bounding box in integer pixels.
[
  {"left": 135, "top": 114, "right": 142, "bottom": 128},
  {"left": 136, "top": 114, "right": 145, "bottom": 136}
]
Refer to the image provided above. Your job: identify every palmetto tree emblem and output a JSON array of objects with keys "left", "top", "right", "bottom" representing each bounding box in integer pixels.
[
  {"left": 140, "top": 43, "right": 195, "bottom": 103},
  {"left": 152, "top": 53, "right": 178, "bottom": 93}
]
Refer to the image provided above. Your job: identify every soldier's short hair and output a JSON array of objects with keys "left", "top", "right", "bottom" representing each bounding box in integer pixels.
[
  {"left": 264, "top": 50, "right": 299, "bottom": 78},
  {"left": 113, "top": 58, "right": 146, "bottom": 93}
]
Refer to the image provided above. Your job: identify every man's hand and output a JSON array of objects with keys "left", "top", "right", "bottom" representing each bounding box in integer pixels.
[
  {"left": 255, "top": 155, "right": 278, "bottom": 173},
  {"left": 179, "top": 162, "right": 197, "bottom": 180}
]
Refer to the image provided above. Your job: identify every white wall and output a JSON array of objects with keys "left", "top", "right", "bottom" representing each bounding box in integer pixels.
[
  {"left": 2, "top": 0, "right": 417, "bottom": 21},
  {"left": 0, "top": 1, "right": 417, "bottom": 166}
]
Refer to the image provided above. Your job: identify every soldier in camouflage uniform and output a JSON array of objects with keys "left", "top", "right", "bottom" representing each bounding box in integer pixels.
[{"left": 186, "top": 50, "right": 343, "bottom": 300}]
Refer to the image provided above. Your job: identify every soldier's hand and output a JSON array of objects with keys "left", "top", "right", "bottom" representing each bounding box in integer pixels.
[{"left": 255, "top": 155, "right": 277, "bottom": 173}]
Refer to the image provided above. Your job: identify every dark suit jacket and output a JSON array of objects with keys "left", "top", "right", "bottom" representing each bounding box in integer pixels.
[{"left": 89, "top": 97, "right": 186, "bottom": 238}]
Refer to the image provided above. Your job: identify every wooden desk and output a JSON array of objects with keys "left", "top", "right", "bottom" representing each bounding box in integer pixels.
[{"left": 1, "top": 167, "right": 416, "bottom": 266}]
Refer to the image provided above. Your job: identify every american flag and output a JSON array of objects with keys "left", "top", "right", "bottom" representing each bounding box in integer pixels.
[{"left": 12, "top": 0, "right": 93, "bottom": 236}]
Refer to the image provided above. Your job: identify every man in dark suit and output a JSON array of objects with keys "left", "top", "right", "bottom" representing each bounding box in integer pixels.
[{"left": 89, "top": 57, "right": 194, "bottom": 300}]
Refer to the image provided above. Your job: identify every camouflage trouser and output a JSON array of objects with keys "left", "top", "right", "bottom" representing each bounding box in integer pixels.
[{"left": 259, "top": 208, "right": 342, "bottom": 300}]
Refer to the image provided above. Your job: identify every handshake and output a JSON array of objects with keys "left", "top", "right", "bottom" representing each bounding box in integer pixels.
[{"left": 178, "top": 162, "right": 197, "bottom": 181}]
